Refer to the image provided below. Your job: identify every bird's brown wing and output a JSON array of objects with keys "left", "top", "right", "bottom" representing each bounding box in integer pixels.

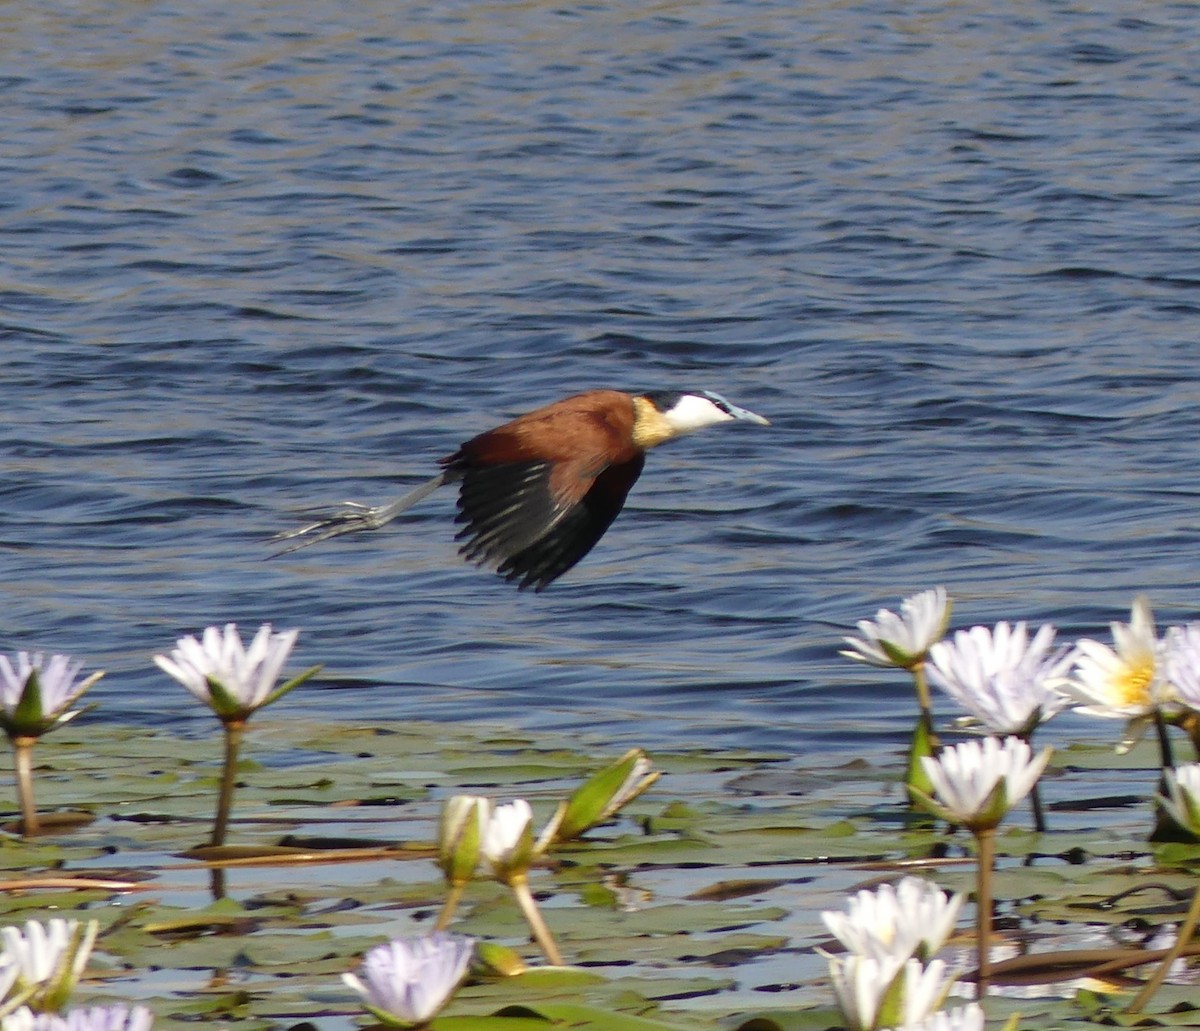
[
  {"left": 440, "top": 390, "right": 643, "bottom": 586},
  {"left": 496, "top": 454, "right": 646, "bottom": 591}
]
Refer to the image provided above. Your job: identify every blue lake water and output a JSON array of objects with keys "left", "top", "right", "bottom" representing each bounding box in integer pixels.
[{"left": 4, "top": 0, "right": 1200, "bottom": 756}]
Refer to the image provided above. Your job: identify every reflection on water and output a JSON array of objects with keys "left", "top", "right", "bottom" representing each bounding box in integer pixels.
[{"left": 3, "top": 0, "right": 1200, "bottom": 754}]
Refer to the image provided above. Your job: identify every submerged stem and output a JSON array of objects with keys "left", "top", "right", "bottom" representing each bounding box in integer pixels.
[
  {"left": 974, "top": 827, "right": 996, "bottom": 1000},
  {"left": 1127, "top": 880, "right": 1200, "bottom": 1014},
  {"left": 11, "top": 736, "right": 39, "bottom": 836},
  {"left": 509, "top": 874, "right": 563, "bottom": 966},
  {"left": 212, "top": 720, "right": 245, "bottom": 847}
]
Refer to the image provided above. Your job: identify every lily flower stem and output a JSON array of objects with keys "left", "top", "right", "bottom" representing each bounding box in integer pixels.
[
  {"left": 509, "top": 874, "right": 563, "bottom": 966},
  {"left": 11, "top": 736, "right": 39, "bottom": 836},
  {"left": 911, "top": 662, "right": 935, "bottom": 734},
  {"left": 1127, "top": 880, "right": 1200, "bottom": 1014},
  {"left": 1155, "top": 709, "right": 1175, "bottom": 771},
  {"left": 212, "top": 719, "right": 246, "bottom": 847},
  {"left": 973, "top": 827, "right": 996, "bottom": 1000},
  {"left": 435, "top": 882, "right": 466, "bottom": 932}
]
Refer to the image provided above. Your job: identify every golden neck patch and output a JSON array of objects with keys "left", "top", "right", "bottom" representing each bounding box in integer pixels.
[{"left": 630, "top": 396, "right": 678, "bottom": 450}]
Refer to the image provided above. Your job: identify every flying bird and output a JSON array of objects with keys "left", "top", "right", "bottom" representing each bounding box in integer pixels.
[{"left": 272, "top": 389, "right": 769, "bottom": 591}]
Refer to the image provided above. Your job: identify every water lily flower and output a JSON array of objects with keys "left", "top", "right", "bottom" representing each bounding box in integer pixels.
[
  {"left": 1058, "top": 596, "right": 1170, "bottom": 753},
  {"left": 915, "top": 736, "right": 1050, "bottom": 999},
  {"left": 880, "top": 1003, "right": 985, "bottom": 1031},
  {"left": 926, "top": 622, "right": 1073, "bottom": 737},
  {"left": 554, "top": 748, "right": 661, "bottom": 842},
  {"left": 154, "top": 624, "right": 321, "bottom": 848},
  {"left": 1158, "top": 763, "right": 1200, "bottom": 839},
  {"left": 1164, "top": 623, "right": 1200, "bottom": 712},
  {"left": 822, "top": 877, "right": 963, "bottom": 964},
  {"left": 153, "top": 623, "right": 319, "bottom": 723},
  {"left": 842, "top": 588, "right": 953, "bottom": 802},
  {"left": 1, "top": 1005, "right": 153, "bottom": 1031},
  {"left": 0, "top": 654, "right": 103, "bottom": 741},
  {"left": 916, "top": 736, "right": 1050, "bottom": 833},
  {"left": 342, "top": 933, "right": 473, "bottom": 1029},
  {"left": 828, "top": 954, "right": 953, "bottom": 1031},
  {"left": 841, "top": 588, "right": 952, "bottom": 672},
  {"left": 481, "top": 800, "right": 563, "bottom": 965},
  {"left": 0, "top": 652, "right": 104, "bottom": 836},
  {"left": 0, "top": 919, "right": 97, "bottom": 1015}
]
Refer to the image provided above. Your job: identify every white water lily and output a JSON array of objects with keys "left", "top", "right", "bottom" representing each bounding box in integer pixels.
[
  {"left": 1163, "top": 623, "right": 1200, "bottom": 712},
  {"left": 828, "top": 954, "right": 953, "bottom": 1031},
  {"left": 1059, "top": 597, "right": 1168, "bottom": 731},
  {"left": 1, "top": 1005, "right": 153, "bottom": 1031},
  {"left": 0, "top": 919, "right": 97, "bottom": 1013},
  {"left": 917, "top": 736, "right": 1051, "bottom": 832},
  {"left": 0, "top": 653, "right": 103, "bottom": 739},
  {"left": 880, "top": 1003, "right": 985, "bottom": 1031},
  {"left": 822, "top": 877, "right": 963, "bottom": 964},
  {"left": 927, "top": 622, "right": 1073, "bottom": 736},
  {"left": 342, "top": 934, "right": 473, "bottom": 1028},
  {"left": 841, "top": 588, "right": 952, "bottom": 671},
  {"left": 153, "top": 623, "right": 318, "bottom": 722},
  {"left": 1158, "top": 763, "right": 1200, "bottom": 838}
]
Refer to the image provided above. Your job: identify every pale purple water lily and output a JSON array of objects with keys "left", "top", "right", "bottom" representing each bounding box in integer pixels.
[
  {"left": 1, "top": 1005, "right": 152, "bottom": 1031},
  {"left": 916, "top": 736, "right": 1050, "bottom": 832},
  {"left": 841, "top": 588, "right": 952, "bottom": 671},
  {"left": 880, "top": 1003, "right": 985, "bottom": 1031},
  {"left": 822, "top": 877, "right": 963, "bottom": 964},
  {"left": 828, "top": 954, "right": 953, "bottom": 1031},
  {"left": 926, "top": 622, "right": 1073, "bottom": 736},
  {"left": 154, "top": 623, "right": 318, "bottom": 722},
  {"left": 342, "top": 934, "right": 473, "bottom": 1028},
  {"left": 0, "top": 919, "right": 97, "bottom": 1014},
  {"left": 0, "top": 653, "right": 103, "bottom": 740}
]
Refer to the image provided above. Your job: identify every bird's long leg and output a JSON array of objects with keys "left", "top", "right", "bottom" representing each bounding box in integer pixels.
[{"left": 268, "top": 473, "right": 447, "bottom": 556}]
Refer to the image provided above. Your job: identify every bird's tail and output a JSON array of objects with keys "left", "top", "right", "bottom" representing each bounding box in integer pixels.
[{"left": 268, "top": 473, "right": 447, "bottom": 556}]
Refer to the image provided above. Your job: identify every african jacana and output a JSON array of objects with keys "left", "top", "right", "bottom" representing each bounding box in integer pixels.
[{"left": 273, "top": 389, "right": 769, "bottom": 590}]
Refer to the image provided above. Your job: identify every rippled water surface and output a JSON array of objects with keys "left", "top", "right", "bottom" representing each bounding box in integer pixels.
[{"left": 5, "top": 0, "right": 1200, "bottom": 754}]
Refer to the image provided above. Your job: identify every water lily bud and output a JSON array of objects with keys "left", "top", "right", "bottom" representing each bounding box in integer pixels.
[
  {"left": 481, "top": 800, "right": 536, "bottom": 884},
  {"left": 555, "top": 749, "right": 661, "bottom": 842},
  {"left": 437, "top": 795, "right": 490, "bottom": 886}
]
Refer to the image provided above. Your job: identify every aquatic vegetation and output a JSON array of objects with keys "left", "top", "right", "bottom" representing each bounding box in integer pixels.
[
  {"left": 822, "top": 876, "right": 964, "bottom": 965},
  {"left": 0, "top": 654, "right": 103, "bottom": 836},
  {"left": 341, "top": 933, "right": 473, "bottom": 1028},
  {"left": 0, "top": 920, "right": 96, "bottom": 1017},
  {"left": 7, "top": 594, "right": 1200, "bottom": 1028},
  {"left": 481, "top": 800, "right": 563, "bottom": 965},
  {"left": 915, "top": 737, "right": 1051, "bottom": 1000},
  {"left": 1, "top": 1005, "right": 151, "bottom": 1031},
  {"left": 153, "top": 623, "right": 320, "bottom": 846},
  {"left": 841, "top": 587, "right": 954, "bottom": 801}
]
